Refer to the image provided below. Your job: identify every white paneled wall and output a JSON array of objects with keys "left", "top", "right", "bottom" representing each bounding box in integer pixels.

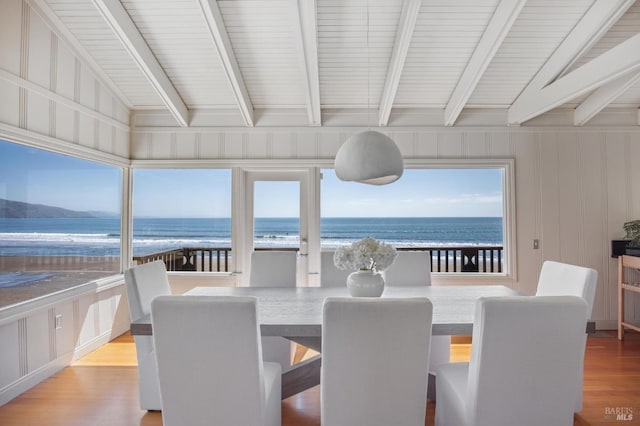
[
  {"left": 131, "top": 126, "right": 640, "bottom": 329},
  {"left": 0, "top": 281, "right": 129, "bottom": 406},
  {"left": 0, "top": 0, "right": 129, "bottom": 162}
]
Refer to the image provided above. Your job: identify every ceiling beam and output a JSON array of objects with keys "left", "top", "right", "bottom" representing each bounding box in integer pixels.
[
  {"left": 508, "top": 0, "right": 635, "bottom": 125},
  {"left": 91, "top": 0, "right": 189, "bottom": 127},
  {"left": 508, "top": 33, "right": 640, "bottom": 125},
  {"left": 443, "top": 0, "right": 526, "bottom": 126},
  {"left": 292, "top": 0, "right": 321, "bottom": 126},
  {"left": 198, "top": 0, "right": 254, "bottom": 127},
  {"left": 378, "top": 0, "right": 421, "bottom": 127},
  {"left": 574, "top": 70, "right": 640, "bottom": 126}
]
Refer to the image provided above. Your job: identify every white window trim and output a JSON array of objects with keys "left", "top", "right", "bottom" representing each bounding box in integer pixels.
[{"left": 402, "top": 158, "right": 517, "bottom": 285}]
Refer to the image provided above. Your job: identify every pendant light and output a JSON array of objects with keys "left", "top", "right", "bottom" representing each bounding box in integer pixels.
[{"left": 334, "top": 0, "right": 404, "bottom": 185}]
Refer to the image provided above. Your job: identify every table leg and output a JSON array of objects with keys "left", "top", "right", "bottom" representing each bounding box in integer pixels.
[{"left": 282, "top": 354, "right": 321, "bottom": 399}]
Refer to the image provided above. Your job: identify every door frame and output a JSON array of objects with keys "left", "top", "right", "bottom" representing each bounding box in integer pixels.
[{"left": 233, "top": 167, "right": 320, "bottom": 286}]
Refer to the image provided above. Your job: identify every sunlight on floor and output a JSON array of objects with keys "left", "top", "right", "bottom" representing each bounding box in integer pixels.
[{"left": 72, "top": 333, "right": 138, "bottom": 367}]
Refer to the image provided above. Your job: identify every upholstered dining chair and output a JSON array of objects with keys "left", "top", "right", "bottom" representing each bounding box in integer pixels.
[
  {"left": 383, "top": 250, "right": 432, "bottom": 286},
  {"left": 434, "top": 296, "right": 588, "bottom": 426},
  {"left": 322, "top": 297, "right": 433, "bottom": 426},
  {"left": 249, "top": 250, "right": 297, "bottom": 368},
  {"left": 384, "top": 250, "right": 450, "bottom": 397},
  {"left": 249, "top": 250, "right": 297, "bottom": 287},
  {"left": 535, "top": 260, "right": 597, "bottom": 412},
  {"left": 320, "top": 250, "right": 354, "bottom": 287},
  {"left": 151, "top": 295, "right": 281, "bottom": 426},
  {"left": 124, "top": 260, "right": 171, "bottom": 411}
]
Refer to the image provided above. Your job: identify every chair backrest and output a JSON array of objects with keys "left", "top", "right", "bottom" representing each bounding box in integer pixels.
[
  {"left": 466, "top": 296, "right": 588, "bottom": 426},
  {"left": 151, "top": 295, "right": 266, "bottom": 426},
  {"left": 535, "top": 260, "right": 597, "bottom": 317},
  {"left": 124, "top": 260, "right": 171, "bottom": 322},
  {"left": 322, "top": 297, "right": 433, "bottom": 426},
  {"left": 384, "top": 251, "right": 431, "bottom": 286},
  {"left": 249, "top": 250, "right": 297, "bottom": 287},
  {"left": 320, "top": 250, "right": 353, "bottom": 287}
]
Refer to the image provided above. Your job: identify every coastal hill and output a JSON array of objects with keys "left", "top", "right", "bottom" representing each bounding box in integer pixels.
[{"left": 0, "top": 198, "right": 104, "bottom": 218}]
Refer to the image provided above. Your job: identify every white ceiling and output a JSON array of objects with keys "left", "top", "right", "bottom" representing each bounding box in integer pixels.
[{"left": 35, "top": 0, "right": 640, "bottom": 127}]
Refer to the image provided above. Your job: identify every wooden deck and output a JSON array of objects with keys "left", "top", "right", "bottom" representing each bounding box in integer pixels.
[{"left": 0, "top": 331, "right": 638, "bottom": 425}]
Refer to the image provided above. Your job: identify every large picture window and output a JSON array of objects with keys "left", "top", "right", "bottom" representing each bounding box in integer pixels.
[
  {"left": 0, "top": 140, "right": 122, "bottom": 307},
  {"left": 132, "top": 169, "right": 232, "bottom": 272},
  {"left": 321, "top": 165, "right": 510, "bottom": 275}
]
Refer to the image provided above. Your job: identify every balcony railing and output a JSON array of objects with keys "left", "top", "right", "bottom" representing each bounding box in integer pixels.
[{"left": 133, "top": 245, "right": 503, "bottom": 273}]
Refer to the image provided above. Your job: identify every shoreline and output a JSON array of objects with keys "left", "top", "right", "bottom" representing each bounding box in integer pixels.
[{"left": 0, "top": 256, "right": 120, "bottom": 309}]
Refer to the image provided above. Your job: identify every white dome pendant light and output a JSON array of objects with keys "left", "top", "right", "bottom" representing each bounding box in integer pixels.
[
  {"left": 334, "top": 130, "right": 403, "bottom": 185},
  {"left": 334, "top": 0, "right": 404, "bottom": 185}
]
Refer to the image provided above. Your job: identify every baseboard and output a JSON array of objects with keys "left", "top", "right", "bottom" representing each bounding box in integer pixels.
[
  {"left": 0, "top": 324, "right": 127, "bottom": 406},
  {"left": 0, "top": 356, "right": 67, "bottom": 406},
  {"left": 72, "top": 321, "right": 129, "bottom": 362},
  {"left": 596, "top": 320, "right": 618, "bottom": 330}
]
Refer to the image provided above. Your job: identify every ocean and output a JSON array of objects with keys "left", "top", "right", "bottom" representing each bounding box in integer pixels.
[{"left": 0, "top": 217, "right": 503, "bottom": 256}]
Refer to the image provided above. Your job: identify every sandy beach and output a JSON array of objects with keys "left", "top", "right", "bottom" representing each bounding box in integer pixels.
[{"left": 0, "top": 256, "right": 120, "bottom": 309}]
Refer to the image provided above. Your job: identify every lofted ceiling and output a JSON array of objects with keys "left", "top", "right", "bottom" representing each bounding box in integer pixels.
[{"left": 31, "top": 0, "right": 640, "bottom": 127}]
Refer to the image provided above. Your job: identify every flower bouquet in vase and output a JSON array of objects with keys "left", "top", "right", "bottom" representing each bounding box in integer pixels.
[{"left": 333, "top": 237, "right": 397, "bottom": 297}]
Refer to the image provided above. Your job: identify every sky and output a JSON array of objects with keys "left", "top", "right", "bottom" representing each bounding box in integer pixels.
[
  {"left": 0, "top": 141, "right": 121, "bottom": 214},
  {"left": 0, "top": 140, "right": 503, "bottom": 218}
]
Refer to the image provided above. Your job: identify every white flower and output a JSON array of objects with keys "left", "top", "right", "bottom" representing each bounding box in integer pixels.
[{"left": 333, "top": 237, "right": 397, "bottom": 272}]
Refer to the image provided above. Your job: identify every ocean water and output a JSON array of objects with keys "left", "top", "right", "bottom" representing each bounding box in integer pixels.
[{"left": 0, "top": 217, "right": 502, "bottom": 256}]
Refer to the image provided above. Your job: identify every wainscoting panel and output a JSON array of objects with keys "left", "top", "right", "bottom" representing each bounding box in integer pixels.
[
  {"left": 0, "top": 322, "right": 20, "bottom": 391},
  {"left": 54, "top": 300, "right": 75, "bottom": 361},
  {"left": 25, "top": 310, "right": 49, "bottom": 375},
  {"left": 0, "top": 280, "right": 129, "bottom": 406}
]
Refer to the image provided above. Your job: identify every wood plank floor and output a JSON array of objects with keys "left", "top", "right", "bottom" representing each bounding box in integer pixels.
[{"left": 0, "top": 331, "right": 638, "bottom": 425}]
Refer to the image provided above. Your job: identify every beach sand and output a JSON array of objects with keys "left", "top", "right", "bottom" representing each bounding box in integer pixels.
[{"left": 0, "top": 256, "right": 120, "bottom": 310}]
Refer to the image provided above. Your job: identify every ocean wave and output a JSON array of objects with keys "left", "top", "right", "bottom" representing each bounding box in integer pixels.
[
  {"left": 256, "top": 234, "right": 299, "bottom": 240},
  {"left": 0, "top": 233, "right": 499, "bottom": 249},
  {"left": 0, "top": 232, "right": 116, "bottom": 244}
]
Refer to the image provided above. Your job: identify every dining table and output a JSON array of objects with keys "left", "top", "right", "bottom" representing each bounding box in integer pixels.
[{"left": 130, "top": 284, "right": 522, "bottom": 399}]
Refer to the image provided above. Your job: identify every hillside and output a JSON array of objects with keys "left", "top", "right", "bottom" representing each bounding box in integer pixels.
[{"left": 0, "top": 198, "right": 98, "bottom": 218}]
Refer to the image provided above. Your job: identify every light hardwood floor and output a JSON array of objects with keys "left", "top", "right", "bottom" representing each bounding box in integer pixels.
[{"left": 0, "top": 331, "right": 638, "bottom": 425}]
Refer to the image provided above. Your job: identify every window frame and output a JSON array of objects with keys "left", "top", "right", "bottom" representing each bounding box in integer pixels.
[{"left": 401, "top": 158, "right": 517, "bottom": 284}]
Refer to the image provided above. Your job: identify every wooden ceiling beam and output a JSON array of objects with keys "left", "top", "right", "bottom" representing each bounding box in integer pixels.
[
  {"left": 509, "top": 33, "right": 640, "bottom": 125},
  {"left": 574, "top": 71, "right": 640, "bottom": 126},
  {"left": 444, "top": 0, "right": 526, "bottom": 127},
  {"left": 378, "top": 0, "right": 421, "bottom": 127},
  {"left": 91, "top": 0, "right": 189, "bottom": 127},
  {"left": 292, "top": 0, "right": 321, "bottom": 126},
  {"left": 198, "top": 0, "right": 254, "bottom": 127},
  {"left": 508, "top": 0, "right": 635, "bottom": 125}
]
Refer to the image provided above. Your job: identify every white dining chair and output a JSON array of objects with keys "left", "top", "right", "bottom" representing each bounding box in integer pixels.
[
  {"left": 535, "top": 260, "right": 597, "bottom": 412},
  {"left": 123, "top": 260, "right": 171, "bottom": 411},
  {"left": 151, "top": 295, "right": 281, "bottom": 426},
  {"left": 383, "top": 250, "right": 432, "bottom": 286},
  {"left": 434, "top": 296, "right": 588, "bottom": 426},
  {"left": 321, "top": 297, "right": 433, "bottom": 426},
  {"left": 249, "top": 250, "right": 297, "bottom": 287},
  {"left": 249, "top": 250, "right": 297, "bottom": 368},
  {"left": 384, "top": 250, "right": 450, "bottom": 397},
  {"left": 320, "top": 250, "right": 354, "bottom": 287}
]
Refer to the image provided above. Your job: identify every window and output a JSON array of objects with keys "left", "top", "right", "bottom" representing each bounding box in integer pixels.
[
  {"left": 0, "top": 140, "right": 122, "bottom": 306},
  {"left": 132, "top": 169, "right": 232, "bottom": 272},
  {"left": 321, "top": 165, "right": 511, "bottom": 275}
]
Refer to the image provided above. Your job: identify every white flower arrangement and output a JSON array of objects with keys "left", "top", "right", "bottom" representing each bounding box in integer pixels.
[{"left": 333, "top": 237, "right": 397, "bottom": 272}]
